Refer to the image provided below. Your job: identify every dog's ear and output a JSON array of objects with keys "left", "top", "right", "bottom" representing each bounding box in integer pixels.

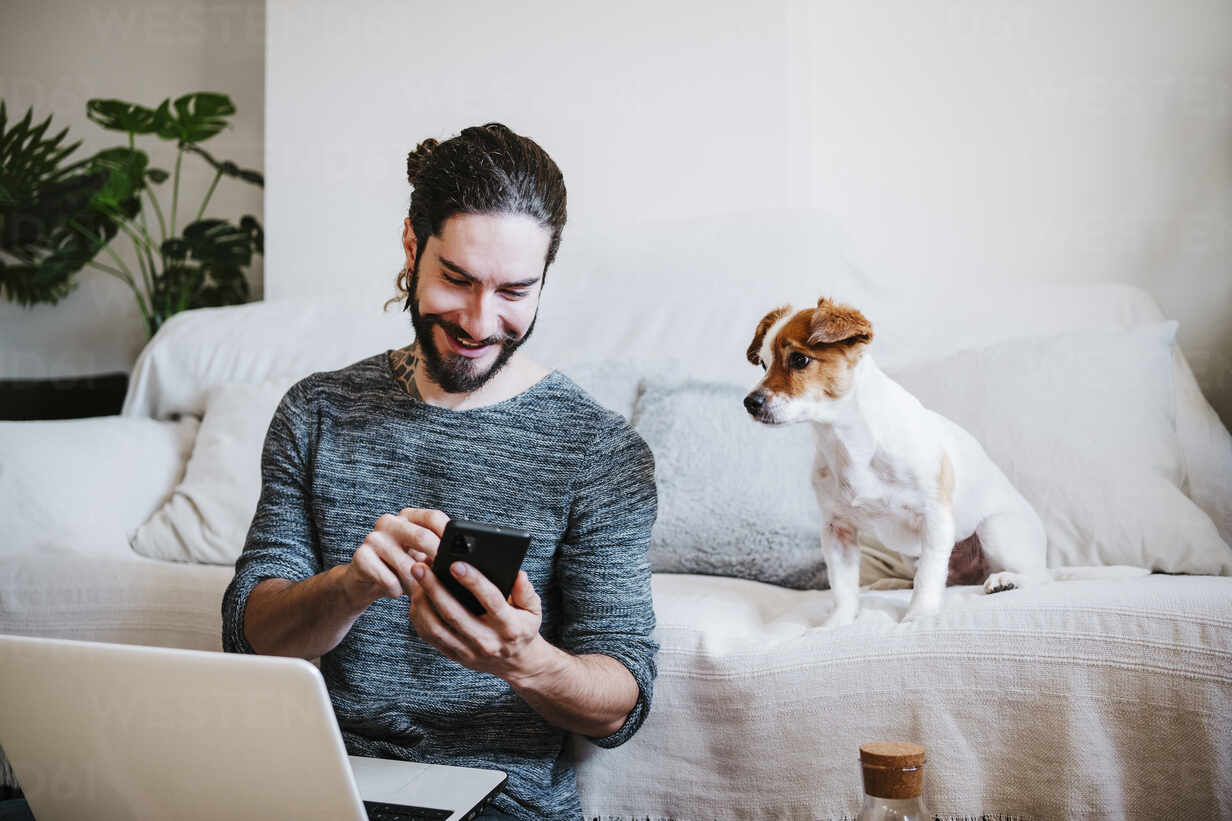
[
  {"left": 747, "top": 305, "right": 791, "bottom": 365},
  {"left": 808, "top": 297, "right": 874, "bottom": 347}
]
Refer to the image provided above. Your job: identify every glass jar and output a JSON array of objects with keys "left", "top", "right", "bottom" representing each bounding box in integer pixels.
[{"left": 855, "top": 741, "right": 929, "bottom": 821}]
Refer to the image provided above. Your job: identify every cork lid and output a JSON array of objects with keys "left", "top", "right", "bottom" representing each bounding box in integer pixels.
[
  {"left": 859, "top": 741, "right": 926, "bottom": 768},
  {"left": 859, "top": 741, "right": 926, "bottom": 799}
]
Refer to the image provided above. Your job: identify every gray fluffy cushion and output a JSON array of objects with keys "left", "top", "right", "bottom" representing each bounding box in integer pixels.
[{"left": 632, "top": 378, "right": 828, "bottom": 589}]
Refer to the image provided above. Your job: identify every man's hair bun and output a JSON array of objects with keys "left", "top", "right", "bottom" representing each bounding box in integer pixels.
[{"left": 406, "top": 138, "right": 440, "bottom": 185}]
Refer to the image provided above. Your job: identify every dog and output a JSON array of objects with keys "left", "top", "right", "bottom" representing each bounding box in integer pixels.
[{"left": 743, "top": 297, "right": 1147, "bottom": 627}]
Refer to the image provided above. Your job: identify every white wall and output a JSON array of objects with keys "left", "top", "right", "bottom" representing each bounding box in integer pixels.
[
  {"left": 268, "top": 1, "right": 1228, "bottom": 422},
  {"left": 0, "top": 0, "right": 264, "bottom": 379}
]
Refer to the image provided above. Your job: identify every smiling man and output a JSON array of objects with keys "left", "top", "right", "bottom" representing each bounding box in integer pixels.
[
  {"left": 220, "top": 124, "right": 659, "bottom": 821},
  {"left": 390, "top": 210, "right": 549, "bottom": 405}
]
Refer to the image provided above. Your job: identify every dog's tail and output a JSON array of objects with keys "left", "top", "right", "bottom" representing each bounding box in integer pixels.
[{"left": 1049, "top": 565, "right": 1151, "bottom": 581}]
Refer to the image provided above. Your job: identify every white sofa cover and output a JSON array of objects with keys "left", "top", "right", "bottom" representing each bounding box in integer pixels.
[{"left": 3, "top": 210, "right": 1231, "bottom": 818}]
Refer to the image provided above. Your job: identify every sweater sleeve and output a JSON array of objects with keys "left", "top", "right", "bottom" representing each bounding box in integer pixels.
[
  {"left": 221, "top": 378, "right": 322, "bottom": 654},
  {"left": 555, "top": 417, "right": 660, "bottom": 748}
]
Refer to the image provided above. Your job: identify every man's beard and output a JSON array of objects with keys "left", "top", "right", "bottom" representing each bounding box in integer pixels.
[{"left": 407, "top": 265, "right": 539, "bottom": 394}]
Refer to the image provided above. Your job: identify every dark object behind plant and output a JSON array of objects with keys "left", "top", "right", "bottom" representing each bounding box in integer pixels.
[
  {"left": 0, "top": 92, "right": 263, "bottom": 338},
  {"left": 0, "top": 372, "right": 127, "bottom": 420}
]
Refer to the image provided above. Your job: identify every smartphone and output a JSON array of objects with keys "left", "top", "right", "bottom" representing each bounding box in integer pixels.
[{"left": 431, "top": 518, "right": 532, "bottom": 616}]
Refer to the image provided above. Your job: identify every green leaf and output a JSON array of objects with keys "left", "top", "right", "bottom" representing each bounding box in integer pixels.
[
  {"left": 85, "top": 99, "right": 163, "bottom": 134},
  {"left": 87, "top": 147, "right": 148, "bottom": 214},
  {"left": 156, "top": 92, "right": 236, "bottom": 143},
  {"left": 60, "top": 209, "right": 120, "bottom": 254},
  {"left": 0, "top": 106, "right": 35, "bottom": 161},
  {"left": 0, "top": 105, "right": 85, "bottom": 188},
  {"left": 150, "top": 261, "right": 204, "bottom": 320},
  {"left": 0, "top": 256, "right": 81, "bottom": 305},
  {"left": 146, "top": 217, "right": 255, "bottom": 324},
  {"left": 146, "top": 168, "right": 169, "bottom": 184},
  {"left": 0, "top": 103, "right": 115, "bottom": 306},
  {"left": 182, "top": 218, "right": 252, "bottom": 270},
  {"left": 161, "top": 237, "right": 188, "bottom": 261},
  {"left": 239, "top": 214, "right": 263, "bottom": 254}
]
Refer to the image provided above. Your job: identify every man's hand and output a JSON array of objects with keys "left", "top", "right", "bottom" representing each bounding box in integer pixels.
[
  {"left": 340, "top": 508, "right": 451, "bottom": 607},
  {"left": 408, "top": 543, "right": 640, "bottom": 739},
  {"left": 406, "top": 558, "right": 547, "bottom": 681}
]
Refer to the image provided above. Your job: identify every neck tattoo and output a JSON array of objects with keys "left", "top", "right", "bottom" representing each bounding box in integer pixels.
[{"left": 388, "top": 343, "right": 424, "bottom": 402}]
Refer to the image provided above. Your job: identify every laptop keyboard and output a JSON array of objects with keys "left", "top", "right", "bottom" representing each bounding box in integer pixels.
[{"left": 363, "top": 799, "right": 454, "bottom": 820}]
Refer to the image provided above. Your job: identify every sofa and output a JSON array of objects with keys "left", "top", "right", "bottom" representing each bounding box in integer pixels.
[{"left": 3, "top": 210, "right": 1231, "bottom": 819}]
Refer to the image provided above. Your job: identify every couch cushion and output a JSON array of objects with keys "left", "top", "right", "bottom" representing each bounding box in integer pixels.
[
  {"left": 633, "top": 378, "right": 826, "bottom": 588},
  {"left": 130, "top": 377, "right": 300, "bottom": 565},
  {"left": 0, "top": 415, "right": 199, "bottom": 560},
  {"left": 0, "top": 553, "right": 233, "bottom": 651},
  {"left": 892, "top": 321, "right": 1230, "bottom": 574}
]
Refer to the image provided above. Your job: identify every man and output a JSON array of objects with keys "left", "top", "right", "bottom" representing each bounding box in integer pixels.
[{"left": 220, "top": 123, "right": 659, "bottom": 821}]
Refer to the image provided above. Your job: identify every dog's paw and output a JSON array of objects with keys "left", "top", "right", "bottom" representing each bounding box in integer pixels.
[{"left": 983, "top": 571, "right": 1024, "bottom": 594}]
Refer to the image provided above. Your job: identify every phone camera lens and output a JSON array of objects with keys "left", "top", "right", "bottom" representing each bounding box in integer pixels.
[{"left": 459, "top": 535, "right": 476, "bottom": 554}]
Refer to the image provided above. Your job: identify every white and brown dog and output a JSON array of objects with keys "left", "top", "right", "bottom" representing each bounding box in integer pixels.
[{"left": 744, "top": 297, "right": 1145, "bottom": 627}]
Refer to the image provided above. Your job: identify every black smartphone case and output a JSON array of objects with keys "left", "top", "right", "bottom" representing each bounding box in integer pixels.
[{"left": 432, "top": 519, "right": 532, "bottom": 616}]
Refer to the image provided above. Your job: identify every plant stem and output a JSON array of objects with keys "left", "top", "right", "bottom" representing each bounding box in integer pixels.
[
  {"left": 196, "top": 167, "right": 223, "bottom": 222},
  {"left": 100, "top": 242, "right": 135, "bottom": 284},
  {"left": 72, "top": 215, "right": 154, "bottom": 330},
  {"left": 145, "top": 187, "right": 168, "bottom": 244},
  {"left": 136, "top": 196, "right": 159, "bottom": 287},
  {"left": 98, "top": 240, "right": 154, "bottom": 330},
  {"left": 87, "top": 259, "right": 153, "bottom": 332},
  {"left": 102, "top": 199, "right": 159, "bottom": 327},
  {"left": 67, "top": 218, "right": 129, "bottom": 278},
  {"left": 127, "top": 230, "right": 154, "bottom": 302},
  {"left": 97, "top": 205, "right": 161, "bottom": 300},
  {"left": 124, "top": 128, "right": 154, "bottom": 297},
  {"left": 126, "top": 128, "right": 158, "bottom": 281},
  {"left": 83, "top": 258, "right": 130, "bottom": 280},
  {"left": 105, "top": 208, "right": 156, "bottom": 254},
  {"left": 170, "top": 145, "right": 184, "bottom": 236}
]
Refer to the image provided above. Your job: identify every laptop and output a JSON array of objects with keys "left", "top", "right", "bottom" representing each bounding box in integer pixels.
[{"left": 0, "top": 634, "right": 507, "bottom": 821}]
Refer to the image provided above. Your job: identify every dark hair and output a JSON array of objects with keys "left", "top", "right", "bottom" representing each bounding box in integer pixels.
[{"left": 384, "top": 123, "right": 567, "bottom": 312}]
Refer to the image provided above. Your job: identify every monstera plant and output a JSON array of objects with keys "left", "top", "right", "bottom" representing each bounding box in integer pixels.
[{"left": 0, "top": 92, "right": 262, "bottom": 338}]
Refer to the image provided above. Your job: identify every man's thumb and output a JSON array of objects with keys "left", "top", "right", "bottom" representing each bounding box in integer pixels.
[{"left": 512, "top": 571, "right": 539, "bottom": 611}]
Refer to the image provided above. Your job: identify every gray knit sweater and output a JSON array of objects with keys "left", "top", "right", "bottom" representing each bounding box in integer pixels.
[{"left": 220, "top": 351, "right": 659, "bottom": 821}]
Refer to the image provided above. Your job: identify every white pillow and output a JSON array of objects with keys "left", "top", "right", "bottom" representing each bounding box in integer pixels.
[
  {"left": 633, "top": 379, "right": 827, "bottom": 589},
  {"left": 129, "top": 377, "right": 300, "bottom": 564},
  {"left": 889, "top": 321, "right": 1231, "bottom": 575},
  {"left": 0, "top": 416, "right": 199, "bottom": 559}
]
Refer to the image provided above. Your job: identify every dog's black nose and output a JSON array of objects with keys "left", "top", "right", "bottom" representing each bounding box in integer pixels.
[{"left": 743, "top": 392, "right": 766, "bottom": 414}]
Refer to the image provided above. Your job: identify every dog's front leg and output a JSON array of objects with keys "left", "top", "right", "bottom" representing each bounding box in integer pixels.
[
  {"left": 820, "top": 518, "right": 861, "bottom": 629},
  {"left": 902, "top": 506, "right": 955, "bottom": 622}
]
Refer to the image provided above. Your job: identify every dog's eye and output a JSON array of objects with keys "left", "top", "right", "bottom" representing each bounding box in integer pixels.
[{"left": 789, "top": 352, "right": 810, "bottom": 369}]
